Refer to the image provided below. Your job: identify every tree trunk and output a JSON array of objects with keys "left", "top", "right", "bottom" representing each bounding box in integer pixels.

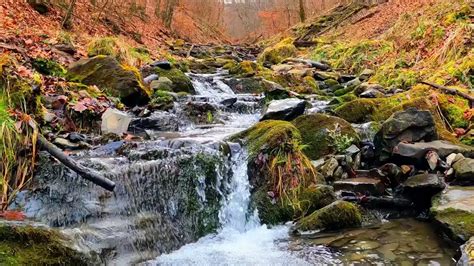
[
  {"left": 62, "top": 0, "right": 77, "bottom": 30},
  {"left": 299, "top": 0, "right": 306, "bottom": 22},
  {"left": 162, "top": 0, "right": 178, "bottom": 29}
]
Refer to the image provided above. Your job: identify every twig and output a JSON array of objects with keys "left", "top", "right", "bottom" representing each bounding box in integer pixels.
[{"left": 421, "top": 81, "right": 474, "bottom": 108}]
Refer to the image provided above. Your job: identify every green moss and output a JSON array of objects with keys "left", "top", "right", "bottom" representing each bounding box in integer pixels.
[
  {"left": 298, "top": 185, "right": 336, "bottom": 215},
  {"left": 67, "top": 56, "right": 150, "bottom": 107},
  {"left": 250, "top": 187, "right": 293, "bottom": 225},
  {"left": 334, "top": 98, "right": 378, "bottom": 123},
  {"left": 0, "top": 223, "right": 87, "bottom": 265},
  {"left": 153, "top": 67, "right": 195, "bottom": 94},
  {"left": 31, "top": 58, "right": 66, "bottom": 77},
  {"left": 86, "top": 37, "right": 150, "bottom": 66},
  {"left": 150, "top": 90, "right": 174, "bottom": 110},
  {"left": 311, "top": 40, "right": 393, "bottom": 73},
  {"left": 229, "top": 60, "right": 258, "bottom": 77},
  {"left": 292, "top": 113, "right": 359, "bottom": 159},
  {"left": 431, "top": 207, "right": 474, "bottom": 241},
  {"left": 295, "top": 200, "right": 362, "bottom": 231},
  {"left": 258, "top": 38, "right": 297, "bottom": 65},
  {"left": 232, "top": 120, "right": 301, "bottom": 158}
]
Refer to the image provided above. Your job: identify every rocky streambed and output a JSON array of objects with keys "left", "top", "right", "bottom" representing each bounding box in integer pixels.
[{"left": 1, "top": 44, "right": 473, "bottom": 265}]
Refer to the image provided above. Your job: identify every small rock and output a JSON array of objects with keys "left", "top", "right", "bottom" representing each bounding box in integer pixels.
[
  {"left": 359, "top": 69, "right": 375, "bottom": 81},
  {"left": 220, "top": 97, "right": 238, "bottom": 107},
  {"left": 452, "top": 158, "right": 474, "bottom": 185},
  {"left": 400, "top": 165, "right": 413, "bottom": 175},
  {"left": 260, "top": 98, "right": 306, "bottom": 121},
  {"left": 67, "top": 132, "right": 86, "bottom": 143},
  {"left": 143, "top": 74, "right": 159, "bottom": 84},
  {"left": 334, "top": 177, "right": 385, "bottom": 196},
  {"left": 457, "top": 237, "right": 474, "bottom": 265},
  {"left": 446, "top": 153, "right": 458, "bottom": 166},
  {"left": 150, "top": 60, "right": 172, "bottom": 70},
  {"left": 426, "top": 150, "right": 440, "bottom": 170},
  {"left": 345, "top": 145, "right": 360, "bottom": 155},
  {"left": 360, "top": 88, "right": 385, "bottom": 98},
  {"left": 101, "top": 108, "right": 132, "bottom": 135},
  {"left": 320, "top": 158, "right": 339, "bottom": 179},
  {"left": 53, "top": 137, "right": 80, "bottom": 150}
]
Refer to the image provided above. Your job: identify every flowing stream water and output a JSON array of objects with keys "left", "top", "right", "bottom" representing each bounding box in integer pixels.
[{"left": 12, "top": 70, "right": 458, "bottom": 265}]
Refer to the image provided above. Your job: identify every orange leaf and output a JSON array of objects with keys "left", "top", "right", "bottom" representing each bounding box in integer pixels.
[{"left": 0, "top": 210, "right": 26, "bottom": 221}]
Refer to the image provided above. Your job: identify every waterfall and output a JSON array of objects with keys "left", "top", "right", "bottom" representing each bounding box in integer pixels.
[{"left": 149, "top": 148, "right": 309, "bottom": 266}]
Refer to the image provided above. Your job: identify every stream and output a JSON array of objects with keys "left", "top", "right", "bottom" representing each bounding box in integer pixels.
[{"left": 12, "top": 70, "right": 458, "bottom": 265}]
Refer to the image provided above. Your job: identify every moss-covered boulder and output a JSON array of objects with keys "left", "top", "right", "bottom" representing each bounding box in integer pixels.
[
  {"left": 229, "top": 61, "right": 259, "bottom": 77},
  {"left": 298, "top": 185, "right": 337, "bottom": 215},
  {"left": 292, "top": 114, "right": 359, "bottom": 159},
  {"left": 431, "top": 186, "right": 474, "bottom": 242},
  {"left": 294, "top": 200, "right": 362, "bottom": 232},
  {"left": 250, "top": 187, "right": 293, "bottom": 225},
  {"left": 334, "top": 98, "right": 378, "bottom": 123},
  {"left": 152, "top": 67, "right": 195, "bottom": 94},
  {"left": 67, "top": 56, "right": 150, "bottom": 107},
  {"left": 258, "top": 38, "right": 297, "bottom": 66},
  {"left": 0, "top": 222, "right": 89, "bottom": 265}
]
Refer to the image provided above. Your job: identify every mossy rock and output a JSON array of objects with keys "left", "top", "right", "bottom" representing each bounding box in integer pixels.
[
  {"left": 31, "top": 58, "right": 66, "bottom": 77},
  {"left": 229, "top": 61, "right": 258, "bottom": 77},
  {"left": 67, "top": 56, "right": 150, "bottom": 107},
  {"left": 334, "top": 98, "right": 378, "bottom": 123},
  {"left": 152, "top": 67, "right": 195, "bottom": 94},
  {"left": 258, "top": 38, "right": 297, "bottom": 66},
  {"left": 250, "top": 187, "right": 293, "bottom": 225},
  {"left": 0, "top": 222, "right": 89, "bottom": 265},
  {"left": 292, "top": 114, "right": 359, "bottom": 159},
  {"left": 431, "top": 186, "right": 474, "bottom": 242},
  {"left": 232, "top": 120, "right": 301, "bottom": 158},
  {"left": 294, "top": 200, "right": 362, "bottom": 232},
  {"left": 150, "top": 90, "right": 174, "bottom": 110},
  {"left": 298, "top": 185, "right": 337, "bottom": 215}
]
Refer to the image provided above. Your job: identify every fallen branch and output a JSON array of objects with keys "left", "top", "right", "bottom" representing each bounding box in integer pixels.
[
  {"left": 37, "top": 134, "right": 116, "bottom": 191},
  {"left": 421, "top": 81, "right": 474, "bottom": 108}
]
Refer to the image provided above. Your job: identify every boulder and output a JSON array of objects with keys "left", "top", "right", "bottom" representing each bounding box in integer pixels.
[
  {"left": 258, "top": 38, "right": 297, "bottom": 66},
  {"left": 431, "top": 186, "right": 474, "bottom": 242},
  {"left": 400, "top": 173, "right": 446, "bottom": 207},
  {"left": 101, "top": 108, "right": 132, "bottom": 135},
  {"left": 452, "top": 158, "right": 474, "bottom": 185},
  {"left": 150, "top": 77, "right": 173, "bottom": 92},
  {"left": 319, "top": 157, "right": 339, "bottom": 180},
  {"left": 374, "top": 108, "right": 438, "bottom": 162},
  {"left": 334, "top": 178, "right": 385, "bottom": 196},
  {"left": 261, "top": 98, "right": 306, "bottom": 121},
  {"left": 67, "top": 56, "right": 150, "bottom": 107},
  {"left": 393, "top": 141, "right": 474, "bottom": 162},
  {"left": 360, "top": 88, "right": 385, "bottom": 98},
  {"left": 292, "top": 113, "right": 359, "bottom": 160},
  {"left": 293, "top": 200, "right": 362, "bottom": 232}
]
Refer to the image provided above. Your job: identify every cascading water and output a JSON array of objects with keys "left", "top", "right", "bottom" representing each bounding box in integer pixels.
[{"left": 149, "top": 149, "right": 311, "bottom": 266}]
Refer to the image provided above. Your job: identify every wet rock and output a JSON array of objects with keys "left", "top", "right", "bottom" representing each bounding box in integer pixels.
[
  {"left": 261, "top": 98, "right": 306, "bottom": 121},
  {"left": 128, "top": 111, "right": 179, "bottom": 133},
  {"left": 431, "top": 186, "right": 474, "bottom": 242},
  {"left": 150, "top": 67, "right": 195, "bottom": 94},
  {"left": 452, "top": 158, "right": 474, "bottom": 185},
  {"left": 458, "top": 237, "right": 474, "bottom": 265},
  {"left": 334, "top": 178, "right": 385, "bottom": 196},
  {"left": 393, "top": 141, "right": 474, "bottom": 162},
  {"left": 150, "top": 60, "right": 172, "bottom": 70},
  {"left": 374, "top": 108, "right": 437, "bottom": 162},
  {"left": 101, "top": 108, "right": 132, "bottom": 135},
  {"left": 67, "top": 132, "right": 86, "bottom": 143},
  {"left": 360, "top": 88, "right": 385, "bottom": 98},
  {"left": 92, "top": 141, "right": 124, "bottom": 156},
  {"left": 250, "top": 187, "right": 292, "bottom": 225},
  {"left": 294, "top": 200, "right": 362, "bottom": 232},
  {"left": 143, "top": 74, "right": 159, "bottom": 84},
  {"left": 0, "top": 221, "right": 91, "bottom": 264},
  {"left": 400, "top": 173, "right": 446, "bottom": 207},
  {"left": 53, "top": 137, "right": 80, "bottom": 150},
  {"left": 220, "top": 97, "right": 238, "bottom": 107},
  {"left": 184, "top": 101, "right": 218, "bottom": 124},
  {"left": 67, "top": 56, "right": 150, "bottom": 107},
  {"left": 379, "top": 163, "right": 403, "bottom": 187},
  {"left": 292, "top": 113, "right": 359, "bottom": 160}
]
